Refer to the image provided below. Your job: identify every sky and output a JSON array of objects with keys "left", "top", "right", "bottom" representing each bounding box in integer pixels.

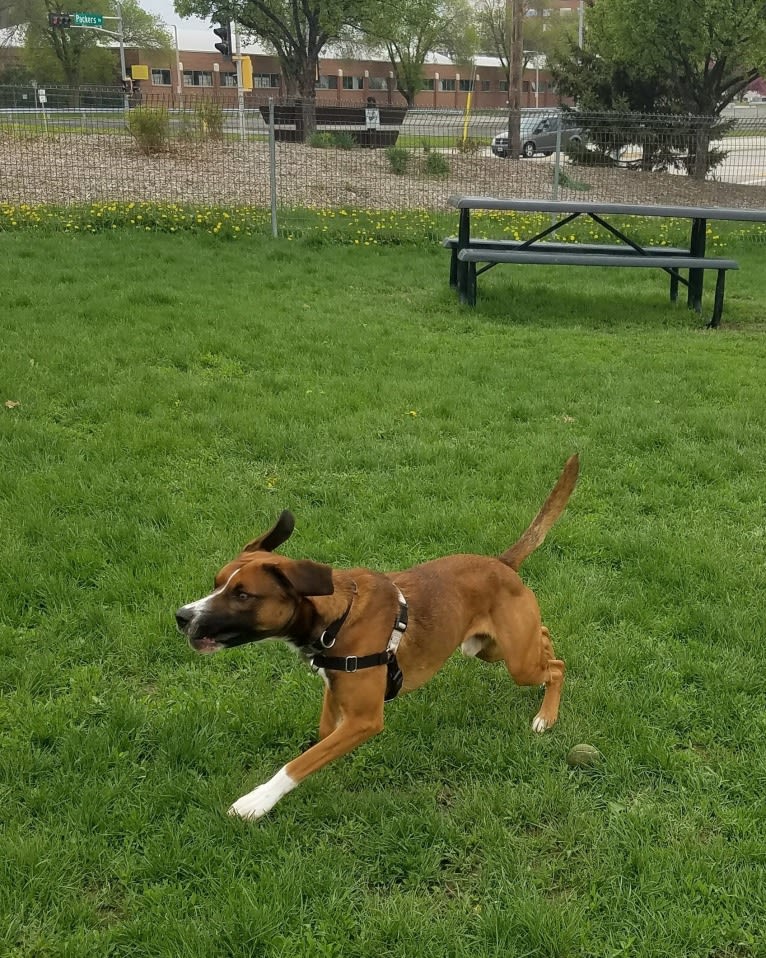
[{"left": 138, "top": 0, "right": 219, "bottom": 52}]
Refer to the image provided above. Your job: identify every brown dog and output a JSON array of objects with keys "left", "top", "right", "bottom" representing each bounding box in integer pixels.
[{"left": 176, "top": 454, "right": 579, "bottom": 820}]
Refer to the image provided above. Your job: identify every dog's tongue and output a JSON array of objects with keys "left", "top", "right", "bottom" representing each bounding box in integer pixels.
[{"left": 196, "top": 637, "right": 221, "bottom": 653}]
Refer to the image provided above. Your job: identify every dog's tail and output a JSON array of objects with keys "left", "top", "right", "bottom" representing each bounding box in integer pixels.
[{"left": 500, "top": 454, "right": 580, "bottom": 571}]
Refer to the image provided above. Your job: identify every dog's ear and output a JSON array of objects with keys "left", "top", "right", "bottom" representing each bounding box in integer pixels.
[
  {"left": 264, "top": 560, "right": 334, "bottom": 597},
  {"left": 243, "top": 510, "right": 295, "bottom": 553}
]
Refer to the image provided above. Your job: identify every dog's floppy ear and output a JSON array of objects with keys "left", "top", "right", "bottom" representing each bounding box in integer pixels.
[
  {"left": 264, "top": 560, "right": 334, "bottom": 597},
  {"left": 243, "top": 510, "right": 295, "bottom": 553}
]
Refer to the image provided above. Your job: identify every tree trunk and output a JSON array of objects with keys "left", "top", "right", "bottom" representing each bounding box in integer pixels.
[{"left": 506, "top": 0, "right": 523, "bottom": 159}]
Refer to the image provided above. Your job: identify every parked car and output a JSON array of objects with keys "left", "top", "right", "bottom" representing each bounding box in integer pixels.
[{"left": 491, "top": 113, "right": 583, "bottom": 158}]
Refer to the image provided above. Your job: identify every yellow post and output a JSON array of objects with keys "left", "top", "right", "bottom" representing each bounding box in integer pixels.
[
  {"left": 462, "top": 88, "right": 473, "bottom": 145},
  {"left": 232, "top": 54, "right": 253, "bottom": 92}
]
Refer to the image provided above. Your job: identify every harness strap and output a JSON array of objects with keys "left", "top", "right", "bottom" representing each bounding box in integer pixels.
[{"left": 311, "top": 588, "right": 407, "bottom": 701}]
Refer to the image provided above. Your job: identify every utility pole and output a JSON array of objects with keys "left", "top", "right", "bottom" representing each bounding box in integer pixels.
[{"left": 507, "top": 0, "right": 523, "bottom": 159}]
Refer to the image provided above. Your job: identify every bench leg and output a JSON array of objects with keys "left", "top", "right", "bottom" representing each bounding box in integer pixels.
[
  {"left": 708, "top": 269, "right": 726, "bottom": 328},
  {"left": 669, "top": 270, "right": 679, "bottom": 303},
  {"left": 459, "top": 261, "right": 477, "bottom": 306},
  {"left": 449, "top": 248, "right": 457, "bottom": 288}
]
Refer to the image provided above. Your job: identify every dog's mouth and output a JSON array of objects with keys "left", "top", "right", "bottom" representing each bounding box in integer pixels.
[{"left": 189, "top": 631, "right": 242, "bottom": 654}]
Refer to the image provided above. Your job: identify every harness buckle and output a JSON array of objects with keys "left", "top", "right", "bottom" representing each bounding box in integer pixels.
[
  {"left": 318, "top": 629, "right": 336, "bottom": 649},
  {"left": 345, "top": 655, "right": 358, "bottom": 673}
]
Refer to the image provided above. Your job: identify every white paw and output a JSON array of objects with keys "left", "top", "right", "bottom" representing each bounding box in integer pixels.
[
  {"left": 532, "top": 714, "right": 550, "bottom": 734},
  {"left": 227, "top": 766, "right": 297, "bottom": 821},
  {"left": 228, "top": 787, "right": 273, "bottom": 821}
]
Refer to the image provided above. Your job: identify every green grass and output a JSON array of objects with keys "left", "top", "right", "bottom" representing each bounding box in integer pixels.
[{"left": 1, "top": 229, "right": 766, "bottom": 957}]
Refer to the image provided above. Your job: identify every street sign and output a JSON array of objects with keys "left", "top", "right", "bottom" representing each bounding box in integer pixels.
[{"left": 74, "top": 11, "right": 103, "bottom": 27}]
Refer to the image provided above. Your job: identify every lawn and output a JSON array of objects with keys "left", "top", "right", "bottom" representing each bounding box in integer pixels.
[{"left": 1, "top": 229, "right": 765, "bottom": 957}]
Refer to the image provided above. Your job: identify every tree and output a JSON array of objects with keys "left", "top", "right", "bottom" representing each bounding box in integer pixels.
[
  {"left": 174, "top": 0, "right": 369, "bottom": 135},
  {"left": 553, "top": 0, "right": 766, "bottom": 177},
  {"left": 21, "top": 0, "right": 170, "bottom": 90},
  {"left": 358, "top": 0, "right": 477, "bottom": 107},
  {"left": 476, "top": 0, "right": 575, "bottom": 157}
]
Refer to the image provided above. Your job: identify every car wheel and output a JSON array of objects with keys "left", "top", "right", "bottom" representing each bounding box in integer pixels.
[{"left": 522, "top": 141, "right": 536, "bottom": 158}]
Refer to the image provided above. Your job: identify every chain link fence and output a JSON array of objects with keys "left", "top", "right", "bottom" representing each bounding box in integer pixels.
[{"left": 1, "top": 85, "right": 765, "bottom": 236}]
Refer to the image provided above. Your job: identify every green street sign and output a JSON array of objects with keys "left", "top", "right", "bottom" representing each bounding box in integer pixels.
[{"left": 74, "top": 11, "right": 103, "bottom": 27}]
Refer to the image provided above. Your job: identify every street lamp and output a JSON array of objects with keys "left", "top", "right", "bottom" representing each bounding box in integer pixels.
[
  {"left": 172, "top": 24, "right": 183, "bottom": 109},
  {"left": 523, "top": 50, "right": 540, "bottom": 108}
]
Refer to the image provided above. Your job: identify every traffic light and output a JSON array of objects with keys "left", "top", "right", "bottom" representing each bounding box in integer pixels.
[
  {"left": 213, "top": 19, "right": 231, "bottom": 58},
  {"left": 48, "top": 11, "right": 71, "bottom": 27}
]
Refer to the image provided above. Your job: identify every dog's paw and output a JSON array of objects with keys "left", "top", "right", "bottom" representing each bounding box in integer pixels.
[
  {"left": 228, "top": 789, "right": 272, "bottom": 821},
  {"left": 532, "top": 713, "right": 553, "bottom": 733},
  {"left": 227, "top": 766, "right": 297, "bottom": 821}
]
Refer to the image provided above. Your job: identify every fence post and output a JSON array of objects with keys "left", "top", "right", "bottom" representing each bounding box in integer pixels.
[
  {"left": 268, "top": 97, "right": 278, "bottom": 238},
  {"left": 552, "top": 107, "right": 563, "bottom": 201}
]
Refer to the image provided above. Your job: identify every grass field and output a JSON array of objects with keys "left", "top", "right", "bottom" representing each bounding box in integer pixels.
[{"left": 1, "top": 228, "right": 766, "bottom": 957}]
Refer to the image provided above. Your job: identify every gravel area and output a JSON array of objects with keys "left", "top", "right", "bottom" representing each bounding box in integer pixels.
[{"left": 2, "top": 132, "right": 765, "bottom": 211}]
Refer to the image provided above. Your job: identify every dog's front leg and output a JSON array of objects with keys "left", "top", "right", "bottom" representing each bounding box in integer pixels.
[
  {"left": 228, "top": 699, "right": 385, "bottom": 821},
  {"left": 318, "top": 687, "right": 340, "bottom": 740}
]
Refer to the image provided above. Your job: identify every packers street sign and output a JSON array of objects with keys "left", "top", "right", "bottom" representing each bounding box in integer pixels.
[{"left": 74, "top": 11, "right": 104, "bottom": 27}]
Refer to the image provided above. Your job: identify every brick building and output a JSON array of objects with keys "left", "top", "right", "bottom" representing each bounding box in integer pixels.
[{"left": 125, "top": 46, "right": 559, "bottom": 111}]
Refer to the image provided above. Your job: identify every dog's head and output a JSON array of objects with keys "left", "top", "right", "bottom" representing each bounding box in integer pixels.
[{"left": 175, "top": 510, "right": 335, "bottom": 654}]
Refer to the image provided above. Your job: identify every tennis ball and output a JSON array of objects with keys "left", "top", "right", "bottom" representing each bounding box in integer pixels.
[{"left": 566, "top": 743, "right": 602, "bottom": 768}]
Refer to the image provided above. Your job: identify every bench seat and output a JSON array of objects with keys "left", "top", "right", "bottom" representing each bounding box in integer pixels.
[
  {"left": 454, "top": 245, "right": 739, "bottom": 324},
  {"left": 444, "top": 237, "right": 690, "bottom": 288}
]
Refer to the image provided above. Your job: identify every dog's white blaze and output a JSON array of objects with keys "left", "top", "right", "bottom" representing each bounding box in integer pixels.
[
  {"left": 228, "top": 765, "right": 297, "bottom": 820},
  {"left": 183, "top": 569, "right": 240, "bottom": 616}
]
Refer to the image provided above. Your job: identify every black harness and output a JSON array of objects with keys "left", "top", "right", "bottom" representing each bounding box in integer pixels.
[{"left": 308, "top": 589, "right": 408, "bottom": 702}]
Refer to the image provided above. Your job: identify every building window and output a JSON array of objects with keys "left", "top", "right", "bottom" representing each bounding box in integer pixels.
[
  {"left": 459, "top": 79, "right": 473, "bottom": 92},
  {"left": 342, "top": 75, "right": 364, "bottom": 90},
  {"left": 316, "top": 75, "right": 338, "bottom": 90},
  {"left": 151, "top": 68, "right": 171, "bottom": 86},
  {"left": 440, "top": 78, "right": 456, "bottom": 92},
  {"left": 423, "top": 78, "right": 435, "bottom": 91},
  {"left": 499, "top": 80, "right": 509, "bottom": 92},
  {"left": 183, "top": 70, "right": 213, "bottom": 87},
  {"left": 254, "top": 73, "right": 280, "bottom": 88},
  {"left": 220, "top": 72, "right": 237, "bottom": 87},
  {"left": 481, "top": 80, "right": 491, "bottom": 92},
  {"left": 367, "top": 76, "right": 388, "bottom": 91}
]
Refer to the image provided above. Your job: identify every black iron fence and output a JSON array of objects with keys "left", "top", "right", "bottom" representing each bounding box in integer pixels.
[{"left": 1, "top": 86, "right": 765, "bottom": 235}]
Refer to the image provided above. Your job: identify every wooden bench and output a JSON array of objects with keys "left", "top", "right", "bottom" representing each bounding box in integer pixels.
[{"left": 455, "top": 246, "right": 739, "bottom": 325}]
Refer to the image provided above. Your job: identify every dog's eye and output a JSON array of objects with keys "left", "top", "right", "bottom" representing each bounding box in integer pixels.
[{"left": 235, "top": 590, "right": 252, "bottom": 601}]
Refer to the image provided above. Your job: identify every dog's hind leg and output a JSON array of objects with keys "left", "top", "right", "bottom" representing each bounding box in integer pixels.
[
  {"left": 517, "top": 626, "right": 564, "bottom": 733},
  {"left": 493, "top": 625, "right": 565, "bottom": 733}
]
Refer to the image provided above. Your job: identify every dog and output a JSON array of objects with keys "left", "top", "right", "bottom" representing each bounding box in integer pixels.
[{"left": 176, "top": 454, "right": 579, "bottom": 820}]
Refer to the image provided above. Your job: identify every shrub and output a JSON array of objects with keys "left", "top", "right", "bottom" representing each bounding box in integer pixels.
[
  {"left": 309, "top": 131, "right": 357, "bottom": 149},
  {"left": 456, "top": 136, "right": 483, "bottom": 154},
  {"left": 331, "top": 131, "right": 355, "bottom": 150},
  {"left": 195, "top": 100, "right": 224, "bottom": 141},
  {"left": 127, "top": 107, "right": 170, "bottom": 154},
  {"left": 386, "top": 146, "right": 410, "bottom": 175},
  {"left": 309, "top": 131, "right": 335, "bottom": 148},
  {"left": 423, "top": 150, "right": 449, "bottom": 177}
]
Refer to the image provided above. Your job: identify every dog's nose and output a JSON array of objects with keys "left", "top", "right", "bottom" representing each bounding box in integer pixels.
[{"left": 175, "top": 606, "right": 193, "bottom": 630}]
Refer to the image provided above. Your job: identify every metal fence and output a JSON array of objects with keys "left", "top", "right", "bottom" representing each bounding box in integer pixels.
[{"left": 1, "top": 85, "right": 765, "bottom": 235}]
